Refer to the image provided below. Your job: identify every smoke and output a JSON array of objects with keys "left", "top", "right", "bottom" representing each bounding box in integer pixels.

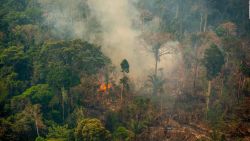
[
  {"left": 86, "top": 0, "right": 155, "bottom": 77},
  {"left": 39, "top": 0, "right": 180, "bottom": 80}
]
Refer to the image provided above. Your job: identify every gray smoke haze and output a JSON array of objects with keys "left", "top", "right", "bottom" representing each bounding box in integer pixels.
[{"left": 39, "top": 0, "right": 180, "bottom": 80}]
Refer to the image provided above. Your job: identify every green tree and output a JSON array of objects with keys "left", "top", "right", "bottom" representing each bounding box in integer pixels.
[
  {"left": 240, "top": 60, "right": 250, "bottom": 77},
  {"left": 75, "top": 118, "right": 111, "bottom": 141},
  {"left": 148, "top": 72, "right": 165, "bottom": 113},
  {"left": 9, "top": 104, "right": 45, "bottom": 140},
  {"left": 45, "top": 64, "right": 79, "bottom": 122},
  {"left": 0, "top": 46, "right": 32, "bottom": 93},
  {"left": 21, "top": 104, "right": 44, "bottom": 137},
  {"left": 38, "top": 40, "right": 110, "bottom": 122},
  {"left": 190, "top": 33, "right": 203, "bottom": 95},
  {"left": 113, "top": 126, "right": 134, "bottom": 141},
  {"left": 203, "top": 44, "right": 225, "bottom": 117},
  {"left": 11, "top": 84, "right": 53, "bottom": 113},
  {"left": 0, "top": 118, "right": 16, "bottom": 140},
  {"left": 120, "top": 59, "right": 130, "bottom": 101},
  {"left": 120, "top": 59, "right": 129, "bottom": 73},
  {"left": 0, "top": 46, "right": 32, "bottom": 114},
  {"left": 46, "top": 124, "right": 71, "bottom": 141},
  {"left": 35, "top": 136, "right": 46, "bottom": 141},
  {"left": 121, "top": 97, "right": 154, "bottom": 138},
  {"left": 105, "top": 111, "right": 120, "bottom": 132}
]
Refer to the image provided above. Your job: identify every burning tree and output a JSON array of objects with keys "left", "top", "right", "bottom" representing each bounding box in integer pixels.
[
  {"left": 98, "top": 83, "right": 112, "bottom": 93},
  {"left": 97, "top": 67, "right": 113, "bottom": 94}
]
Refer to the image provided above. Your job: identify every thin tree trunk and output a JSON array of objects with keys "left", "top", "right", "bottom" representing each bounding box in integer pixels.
[
  {"left": 121, "top": 84, "right": 123, "bottom": 102},
  {"left": 242, "top": 77, "right": 246, "bottom": 91},
  {"left": 200, "top": 14, "right": 203, "bottom": 32},
  {"left": 237, "top": 75, "right": 242, "bottom": 104},
  {"left": 193, "top": 44, "right": 198, "bottom": 95},
  {"left": 220, "top": 75, "right": 224, "bottom": 97},
  {"left": 206, "top": 80, "right": 211, "bottom": 119},
  {"left": 35, "top": 120, "right": 40, "bottom": 137},
  {"left": 160, "top": 94, "right": 163, "bottom": 115},
  {"left": 153, "top": 55, "right": 159, "bottom": 96},
  {"left": 141, "top": 11, "right": 144, "bottom": 33},
  {"left": 61, "top": 87, "right": 66, "bottom": 122},
  {"left": 70, "top": 91, "right": 73, "bottom": 113},
  {"left": 155, "top": 58, "right": 158, "bottom": 77},
  {"left": 121, "top": 72, "right": 125, "bottom": 102},
  {"left": 62, "top": 101, "right": 64, "bottom": 122},
  {"left": 175, "top": 4, "right": 179, "bottom": 19},
  {"left": 193, "top": 66, "right": 198, "bottom": 95},
  {"left": 179, "top": 0, "right": 183, "bottom": 37},
  {"left": 203, "top": 12, "right": 207, "bottom": 32}
]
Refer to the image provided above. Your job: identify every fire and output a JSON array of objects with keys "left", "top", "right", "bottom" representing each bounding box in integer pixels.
[{"left": 98, "top": 83, "right": 112, "bottom": 92}]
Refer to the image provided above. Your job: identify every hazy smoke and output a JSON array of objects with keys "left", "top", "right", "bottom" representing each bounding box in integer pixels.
[
  {"left": 39, "top": 0, "right": 180, "bottom": 79},
  {"left": 86, "top": 0, "right": 155, "bottom": 77}
]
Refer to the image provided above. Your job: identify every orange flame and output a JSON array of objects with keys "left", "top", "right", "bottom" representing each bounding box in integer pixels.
[{"left": 98, "top": 83, "right": 112, "bottom": 92}]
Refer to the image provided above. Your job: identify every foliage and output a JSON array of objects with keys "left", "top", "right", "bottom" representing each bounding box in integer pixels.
[
  {"left": 0, "top": 80, "right": 8, "bottom": 103},
  {"left": 46, "top": 64, "right": 79, "bottom": 90},
  {"left": 20, "top": 104, "right": 45, "bottom": 130},
  {"left": 203, "top": 44, "right": 225, "bottom": 80},
  {"left": 120, "top": 76, "right": 130, "bottom": 91},
  {"left": 75, "top": 118, "right": 111, "bottom": 141},
  {"left": 148, "top": 74, "right": 165, "bottom": 95},
  {"left": 0, "top": 0, "right": 249, "bottom": 140},
  {"left": 13, "top": 84, "right": 53, "bottom": 105},
  {"left": 46, "top": 124, "right": 71, "bottom": 141},
  {"left": 120, "top": 97, "right": 154, "bottom": 135},
  {"left": 129, "top": 119, "right": 147, "bottom": 135},
  {"left": 240, "top": 61, "right": 250, "bottom": 77},
  {"left": 120, "top": 59, "right": 129, "bottom": 73},
  {"left": 40, "top": 40, "right": 110, "bottom": 75},
  {"left": 113, "top": 126, "right": 134, "bottom": 141},
  {"left": 105, "top": 111, "right": 121, "bottom": 132},
  {"left": 35, "top": 136, "right": 46, "bottom": 141},
  {"left": 0, "top": 46, "right": 32, "bottom": 95},
  {"left": 66, "top": 107, "right": 85, "bottom": 128},
  {"left": 207, "top": 102, "right": 224, "bottom": 129},
  {"left": 215, "top": 26, "right": 227, "bottom": 37}
]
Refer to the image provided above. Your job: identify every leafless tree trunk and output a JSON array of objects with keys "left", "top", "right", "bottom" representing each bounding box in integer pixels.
[
  {"left": 220, "top": 74, "right": 224, "bottom": 97},
  {"left": 200, "top": 14, "right": 203, "bottom": 32},
  {"left": 35, "top": 120, "right": 40, "bottom": 137},
  {"left": 237, "top": 74, "right": 243, "bottom": 104},
  {"left": 193, "top": 44, "right": 198, "bottom": 95},
  {"left": 120, "top": 84, "right": 123, "bottom": 102},
  {"left": 61, "top": 87, "right": 67, "bottom": 122},
  {"left": 155, "top": 58, "right": 158, "bottom": 77},
  {"left": 203, "top": 12, "right": 207, "bottom": 32},
  {"left": 160, "top": 94, "right": 163, "bottom": 115},
  {"left": 175, "top": 4, "right": 179, "bottom": 19},
  {"left": 206, "top": 80, "right": 211, "bottom": 119}
]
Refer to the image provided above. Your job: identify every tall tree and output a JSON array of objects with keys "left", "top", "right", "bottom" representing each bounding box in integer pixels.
[
  {"left": 203, "top": 44, "right": 225, "bottom": 117},
  {"left": 21, "top": 104, "right": 44, "bottom": 138},
  {"left": 38, "top": 40, "right": 110, "bottom": 122},
  {"left": 191, "top": 33, "right": 202, "bottom": 95},
  {"left": 120, "top": 59, "right": 130, "bottom": 101}
]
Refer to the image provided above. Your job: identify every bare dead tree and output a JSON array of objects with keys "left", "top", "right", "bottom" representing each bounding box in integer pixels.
[{"left": 141, "top": 32, "right": 177, "bottom": 76}]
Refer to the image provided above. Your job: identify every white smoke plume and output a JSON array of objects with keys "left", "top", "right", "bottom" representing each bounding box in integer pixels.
[{"left": 39, "top": 0, "right": 180, "bottom": 79}]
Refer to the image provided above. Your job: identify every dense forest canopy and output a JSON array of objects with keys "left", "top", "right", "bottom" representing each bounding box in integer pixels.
[{"left": 0, "top": 0, "right": 250, "bottom": 141}]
